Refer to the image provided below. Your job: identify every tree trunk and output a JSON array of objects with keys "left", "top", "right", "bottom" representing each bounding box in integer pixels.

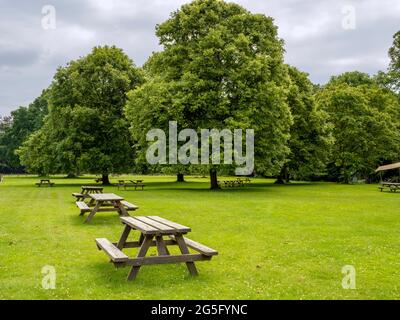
[
  {"left": 275, "top": 165, "right": 288, "bottom": 184},
  {"left": 177, "top": 173, "right": 185, "bottom": 182},
  {"left": 209, "top": 169, "right": 220, "bottom": 189},
  {"left": 102, "top": 174, "right": 111, "bottom": 185}
]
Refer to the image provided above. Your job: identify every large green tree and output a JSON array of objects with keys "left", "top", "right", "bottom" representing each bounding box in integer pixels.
[
  {"left": 375, "top": 31, "right": 400, "bottom": 94},
  {"left": 0, "top": 91, "right": 48, "bottom": 172},
  {"left": 18, "top": 46, "right": 144, "bottom": 183},
  {"left": 276, "top": 66, "right": 333, "bottom": 183},
  {"left": 316, "top": 72, "right": 400, "bottom": 183},
  {"left": 386, "top": 31, "right": 400, "bottom": 93},
  {"left": 125, "top": 0, "right": 292, "bottom": 188}
]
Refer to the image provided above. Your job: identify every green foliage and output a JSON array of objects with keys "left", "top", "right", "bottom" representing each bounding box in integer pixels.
[
  {"left": 316, "top": 74, "right": 400, "bottom": 183},
  {"left": 386, "top": 31, "right": 400, "bottom": 93},
  {"left": 0, "top": 91, "right": 48, "bottom": 172},
  {"left": 18, "top": 46, "right": 144, "bottom": 176},
  {"left": 374, "top": 31, "right": 400, "bottom": 94},
  {"left": 330, "top": 71, "right": 375, "bottom": 87},
  {"left": 280, "top": 66, "right": 333, "bottom": 181},
  {"left": 126, "top": 0, "right": 292, "bottom": 182}
]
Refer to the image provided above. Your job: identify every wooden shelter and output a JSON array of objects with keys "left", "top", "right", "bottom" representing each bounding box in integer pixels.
[
  {"left": 375, "top": 162, "right": 400, "bottom": 172},
  {"left": 375, "top": 162, "right": 400, "bottom": 182}
]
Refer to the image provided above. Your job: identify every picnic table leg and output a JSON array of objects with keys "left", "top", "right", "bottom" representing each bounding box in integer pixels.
[
  {"left": 88, "top": 198, "right": 95, "bottom": 207},
  {"left": 155, "top": 235, "right": 170, "bottom": 255},
  {"left": 117, "top": 225, "right": 131, "bottom": 249},
  {"left": 127, "top": 235, "right": 153, "bottom": 281},
  {"left": 174, "top": 234, "right": 199, "bottom": 276},
  {"left": 116, "top": 201, "right": 129, "bottom": 217},
  {"left": 138, "top": 233, "right": 144, "bottom": 245},
  {"left": 84, "top": 201, "right": 101, "bottom": 223}
]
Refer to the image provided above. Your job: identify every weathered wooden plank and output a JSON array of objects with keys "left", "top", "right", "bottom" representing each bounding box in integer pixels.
[
  {"left": 112, "top": 239, "right": 176, "bottom": 248},
  {"left": 174, "top": 234, "right": 198, "bottom": 276},
  {"left": 72, "top": 192, "right": 84, "bottom": 196},
  {"left": 89, "top": 193, "right": 124, "bottom": 201},
  {"left": 170, "top": 235, "right": 218, "bottom": 256},
  {"left": 84, "top": 201, "right": 102, "bottom": 223},
  {"left": 156, "top": 235, "right": 170, "bottom": 256},
  {"left": 120, "top": 200, "right": 139, "bottom": 210},
  {"left": 147, "top": 216, "right": 191, "bottom": 233},
  {"left": 120, "top": 217, "right": 159, "bottom": 234},
  {"left": 94, "top": 207, "right": 121, "bottom": 212},
  {"left": 116, "top": 225, "right": 131, "bottom": 249},
  {"left": 125, "top": 254, "right": 211, "bottom": 266},
  {"left": 95, "top": 238, "right": 129, "bottom": 262},
  {"left": 134, "top": 216, "right": 176, "bottom": 233},
  {"left": 76, "top": 201, "right": 90, "bottom": 212},
  {"left": 81, "top": 186, "right": 103, "bottom": 190},
  {"left": 127, "top": 235, "right": 153, "bottom": 281}
]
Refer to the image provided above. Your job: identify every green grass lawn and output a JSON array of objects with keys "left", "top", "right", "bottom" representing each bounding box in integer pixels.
[{"left": 0, "top": 175, "right": 399, "bottom": 299}]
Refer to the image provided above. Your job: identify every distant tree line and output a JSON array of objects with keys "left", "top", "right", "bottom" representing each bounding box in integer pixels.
[{"left": 0, "top": 0, "right": 399, "bottom": 186}]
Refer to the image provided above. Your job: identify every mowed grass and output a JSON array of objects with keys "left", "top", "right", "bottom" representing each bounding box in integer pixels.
[{"left": 0, "top": 175, "right": 400, "bottom": 300}]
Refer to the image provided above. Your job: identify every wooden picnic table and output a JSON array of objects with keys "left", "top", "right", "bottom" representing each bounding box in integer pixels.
[
  {"left": 96, "top": 216, "right": 218, "bottom": 281},
  {"left": 72, "top": 186, "right": 103, "bottom": 201},
  {"left": 379, "top": 182, "right": 400, "bottom": 192},
  {"left": 238, "top": 177, "right": 251, "bottom": 184},
  {"left": 219, "top": 180, "right": 243, "bottom": 188},
  {"left": 117, "top": 179, "right": 145, "bottom": 191},
  {"left": 76, "top": 193, "right": 138, "bottom": 223},
  {"left": 36, "top": 179, "right": 55, "bottom": 187}
]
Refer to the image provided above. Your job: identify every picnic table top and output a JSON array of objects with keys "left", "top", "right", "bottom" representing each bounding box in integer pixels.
[
  {"left": 40, "top": 179, "right": 51, "bottom": 182},
  {"left": 120, "top": 216, "right": 191, "bottom": 235},
  {"left": 81, "top": 186, "right": 103, "bottom": 190},
  {"left": 382, "top": 182, "right": 400, "bottom": 186},
  {"left": 89, "top": 193, "right": 124, "bottom": 201}
]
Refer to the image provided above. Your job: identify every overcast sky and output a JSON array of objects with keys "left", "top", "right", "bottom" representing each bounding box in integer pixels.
[{"left": 0, "top": 0, "right": 399, "bottom": 117}]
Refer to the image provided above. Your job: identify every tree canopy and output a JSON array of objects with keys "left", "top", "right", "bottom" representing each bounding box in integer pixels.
[
  {"left": 0, "top": 91, "right": 48, "bottom": 173},
  {"left": 1, "top": 4, "right": 398, "bottom": 186},
  {"left": 125, "top": 0, "right": 292, "bottom": 188},
  {"left": 276, "top": 66, "right": 333, "bottom": 183},
  {"left": 316, "top": 72, "right": 400, "bottom": 183},
  {"left": 18, "top": 46, "right": 143, "bottom": 183},
  {"left": 387, "top": 31, "right": 400, "bottom": 93}
]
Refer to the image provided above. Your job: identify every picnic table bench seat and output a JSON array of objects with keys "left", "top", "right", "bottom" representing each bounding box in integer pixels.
[
  {"left": 76, "top": 201, "right": 91, "bottom": 213},
  {"left": 117, "top": 180, "right": 146, "bottom": 191},
  {"left": 95, "top": 238, "right": 129, "bottom": 263},
  {"left": 169, "top": 235, "right": 218, "bottom": 256},
  {"left": 120, "top": 200, "right": 138, "bottom": 211},
  {"left": 95, "top": 216, "right": 217, "bottom": 280},
  {"left": 72, "top": 192, "right": 84, "bottom": 198}
]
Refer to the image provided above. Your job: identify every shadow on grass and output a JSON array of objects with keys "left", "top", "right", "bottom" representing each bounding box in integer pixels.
[
  {"left": 89, "top": 261, "right": 206, "bottom": 288},
  {"left": 5, "top": 177, "right": 331, "bottom": 196},
  {"left": 69, "top": 213, "right": 124, "bottom": 227}
]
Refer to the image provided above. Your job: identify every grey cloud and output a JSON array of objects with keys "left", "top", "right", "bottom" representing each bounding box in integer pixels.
[
  {"left": 0, "top": 47, "right": 40, "bottom": 67},
  {"left": 0, "top": 0, "right": 399, "bottom": 116}
]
